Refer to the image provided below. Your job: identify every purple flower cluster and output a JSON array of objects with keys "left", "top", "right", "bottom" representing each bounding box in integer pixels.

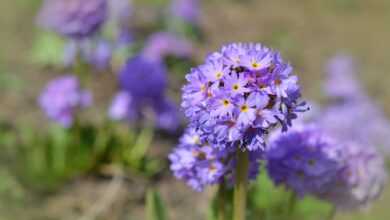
[
  {"left": 323, "top": 54, "right": 363, "bottom": 102},
  {"left": 63, "top": 39, "right": 112, "bottom": 70},
  {"left": 267, "top": 125, "right": 345, "bottom": 197},
  {"left": 39, "top": 75, "right": 92, "bottom": 127},
  {"left": 182, "top": 43, "right": 307, "bottom": 151},
  {"left": 267, "top": 122, "right": 387, "bottom": 209},
  {"left": 107, "top": 0, "right": 133, "bottom": 45},
  {"left": 319, "top": 102, "right": 390, "bottom": 157},
  {"left": 170, "top": 0, "right": 200, "bottom": 25},
  {"left": 322, "top": 54, "right": 390, "bottom": 157},
  {"left": 142, "top": 32, "right": 193, "bottom": 62},
  {"left": 37, "top": 0, "right": 107, "bottom": 39},
  {"left": 169, "top": 128, "right": 262, "bottom": 191},
  {"left": 317, "top": 141, "right": 387, "bottom": 210},
  {"left": 109, "top": 56, "right": 179, "bottom": 132}
]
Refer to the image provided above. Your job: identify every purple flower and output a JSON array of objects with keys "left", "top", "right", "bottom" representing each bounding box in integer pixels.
[
  {"left": 89, "top": 40, "right": 112, "bottom": 70},
  {"left": 109, "top": 55, "right": 180, "bottom": 131},
  {"left": 323, "top": 54, "right": 363, "bottom": 102},
  {"left": 321, "top": 54, "right": 390, "bottom": 157},
  {"left": 37, "top": 0, "right": 107, "bottom": 39},
  {"left": 142, "top": 32, "right": 193, "bottom": 62},
  {"left": 266, "top": 124, "right": 345, "bottom": 197},
  {"left": 39, "top": 75, "right": 92, "bottom": 127},
  {"left": 170, "top": 0, "right": 200, "bottom": 25},
  {"left": 153, "top": 98, "right": 180, "bottom": 132},
  {"left": 108, "top": 91, "right": 135, "bottom": 121},
  {"left": 119, "top": 56, "right": 167, "bottom": 100},
  {"left": 62, "top": 39, "right": 112, "bottom": 70},
  {"left": 182, "top": 43, "right": 307, "bottom": 151},
  {"left": 317, "top": 142, "right": 387, "bottom": 210},
  {"left": 224, "top": 73, "right": 250, "bottom": 96},
  {"left": 169, "top": 128, "right": 262, "bottom": 191},
  {"left": 107, "top": 0, "right": 133, "bottom": 46},
  {"left": 318, "top": 101, "right": 390, "bottom": 158}
]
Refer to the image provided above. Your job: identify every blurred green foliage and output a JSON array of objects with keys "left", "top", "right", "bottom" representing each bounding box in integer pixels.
[
  {"left": 1, "top": 121, "right": 162, "bottom": 192},
  {"left": 146, "top": 189, "right": 168, "bottom": 220},
  {"left": 30, "top": 32, "right": 65, "bottom": 66},
  {"left": 207, "top": 171, "right": 332, "bottom": 220}
]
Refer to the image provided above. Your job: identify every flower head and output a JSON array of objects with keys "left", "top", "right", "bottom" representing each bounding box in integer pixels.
[
  {"left": 317, "top": 142, "right": 387, "bottom": 210},
  {"left": 323, "top": 54, "right": 363, "bottom": 102},
  {"left": 142, "top": 32, "right": 193, "bottom": 62},
  {"left": 39, "top": 75, "right": 91, "bottom": 127},
  {"left": 169, "top": 128, "right": 262, "bottom": 191},
  {"left": 266, "top": 125, "right": 345, "bottom": 197},
  {"left": 182, "top": 43, "right": 307, "bottom": 151},
  {"left": 37, "top": 0, "right": 107, "bottom": 39},
  {"left": 109, "top": 55, "right": 179, "bottom": 131},
  {"left": 170, "top": 0, "right": 200, "bottom": 25}
]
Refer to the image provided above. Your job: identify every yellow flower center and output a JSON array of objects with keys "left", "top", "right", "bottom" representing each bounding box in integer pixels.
[
  {"left": 252, "top": 62, "right": 260, "bottom": 69},
  {"left": 200, "top": 84, "right": 206, "bottom": 92},
  {"left": 240, "top": 104, "right": 248, "bottom": 112},
  {"left": 233, "top": 84, "right": 239, "bottom": 91},
  {"left": 215, "top": 71, "right": 223, "bottom": 79},
  {"left": 223, "top": 99, "right": 230, "bottom": 107}
]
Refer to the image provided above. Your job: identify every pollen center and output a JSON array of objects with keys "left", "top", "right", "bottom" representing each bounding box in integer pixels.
[
  {"left": 200, "top": 84, "right": 206, "bottom": 92},
  {"left": 252, "top": 62, "right": 260, "bottom": 68},
  {"left": 223, "top": 99, "right": 230, "bottom": 106},
  {"left": 216, "top": 72, "right": 223, "bottom": 79},
  {"left": 240, "top": 104, "right": 248, "bottom": 112},
  {"left": 233, "top": 84, "right": 239, "bottom": 91}
]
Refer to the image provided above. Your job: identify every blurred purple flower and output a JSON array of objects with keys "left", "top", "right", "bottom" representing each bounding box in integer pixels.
[
  {"left": 267, "top": 124, "right": 345, "bottom": 197},
  {"left": 109, "top": 55, "right": 180, "bottom": 131},
  {"left": 39, "top": 75, "right": 92, "bottom": 127},
  {"left": 321, "top": 54, "right": 390, "bottom": 157},
  {"left": 267, "top": 122, "right": 387, "bottom": 209},
  {"left": 323, "top": 54, "right": 363, "bottom": 102},
  {"left": 170, "top": 0, "right": 200, "bottom": 25},
  {"left": 318, "top": 101, "right": 390, "bottom": 157},
  {"left": 89, "top": 40, "right": 112, "bottom": 70},
  {"left": 108, "top": 91, "right": 135, "bottom": 121},
  {"left": 37, "top": 0, "right": 108, "bottom": 39},
  {"left": 142, "top": 32, "right": 193, "bottom": 62},
  {"left": 63, "top": 39, "right": 112, "bottom": 70},
  {"left": 107, "top": 0, "right": 133, "bottom": 46},
  {"left": 317, "top": 141, "right": 387, "bottom": 210}
]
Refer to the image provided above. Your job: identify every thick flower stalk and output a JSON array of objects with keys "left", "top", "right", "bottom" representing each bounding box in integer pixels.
[
  {"left": 108, "top": 55, "right": 179, "bottom": 132},
  {"left": 182, "top": 43, "right": 307, "bottom": 152},
  {"left": 39, "top": 75, "right": 92, "bottom": 127},
  {"left": 37, "top": 0, "right": 107, "bottom": 39}
]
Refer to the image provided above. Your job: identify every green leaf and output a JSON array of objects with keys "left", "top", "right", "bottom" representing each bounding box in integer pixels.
[
  {"left": 30, "top": 32, "right": 65, "bottom": 66},
  {"left": 146, "top": 189, "right": 168, "bottom": 220}
]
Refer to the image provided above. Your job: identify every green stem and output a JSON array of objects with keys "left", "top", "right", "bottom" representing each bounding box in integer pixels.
[
  {"left": 327, "top": 206, "right": 336, "bottom": 220},
  {"left": 286, "top": 192, "right": 297, "bottom": 217},
  {"left": 218, "top": 182, "right": 226, "bottom": 220},
  {"left": 233, "top": 150, "right": 249, "bottom": 220}
]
